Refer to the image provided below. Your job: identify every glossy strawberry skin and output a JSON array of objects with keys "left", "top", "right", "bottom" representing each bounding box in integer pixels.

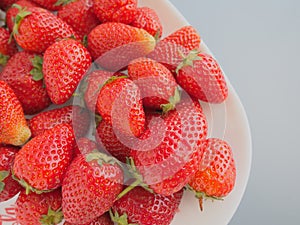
[
  {"left": 96, "top": 77, "right": 146, "bottom": 138},
  {"left": 28, "top": 105, "right": 90, "bottom": 138},
  {"left": 131, "top": 7, "right": 163, "bottom": 38},
  {"left": 13, "top": 123, "right": 75, "bottom": 192},
  {"left": 15, "top": 188, "right": 63, "bottom": 225},
  {"left": 128, "top": 57, "right": 178, "bottom": 110},
  {"left": 0, "top": 145, "right": 22, "bottom": 203},
  {"left": 62, "top": 154, "right": 124, "bottom": 224},
  {"left": 176, "top": 53, "right": 228, "bottom": 103},
  {"left": 0, "top": 80, "right": 31, "bottom": 146},
  {"left": 43, "top": 38, "right": 92, "bottom": 104},
  {"left": 73, "top": 138, "right": 98, "bottom": 157},
  {"left": 92, "top": 0, "right": 137, "bottom": 24},
  {"left": 0, "top": 51, "right": 52, "bottom": 115},
  {"left": 96, "top": 120, "right": 131, "bottom": 163},
  {"left": 63, "top": 213, "right": 113, "bottom": 225},
  {"left": 112, "top": 187, "right": 183, "bottom": 225},
  {"left": 87, "top": 22, "right": 156, "bottom": 71},
  {"left": 6, "top": 0, "right": 38, "bottom": 32},
  {"left": 13, "top": 6, "right": 76, "bottom": 53},
  {"left": 131, "top": 94, "right": 208, "bottom": 195},
  {"left": 30, "top": 0, "right": 62, "bottom": 11},
  {"left": 57, "top": 0, "right": 100, "bottom": 40},
  {"left": 0, "top": 27, "right": 18, "bottom": 67},
  {"left": 84, "top": 70, "right": 123, "bottom": 112},
  {"left": 189, "top": 138, "right": 236, "bottom": 198},
  {"left": 148, "top": 26, "right": 201, "bottom": 73}
]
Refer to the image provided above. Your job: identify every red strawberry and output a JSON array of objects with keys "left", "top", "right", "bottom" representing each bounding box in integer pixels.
[
  {"left": 96, "top": 77, "right": 146, "bottom": 138},
  {"left": 130, "top": 94, "right": 208, "bottom": 196},
  {"left": 13, "top": 123, "right": 75, "bottom": 193},
  {"left": 0, "top": 0, "right": 18, "bottom": 10},
  {"left": 83, "top": 70, "right": 123, "bottom": 112},
  {"left": 87, "top": 22, "right": 156, "bottom": 71},
  {"left": 0, "top": 51, "right": 51, "bottom": 115},
  {"left": 63, "top": 212, "right": 113, "bottom": 225},
  {"left": 111, "top": 187, "right": 183, "bottom": 225},
  {"left": 6, "top": 0, "right": 38, "bottom": 32},
  {"left": 128, "top": 57, "right": 179, "bottom": 111},
  {"left": 15, "top": 188, "right": 63, "bottom": 225},
  {"left": 62, "top": 152, "right": 124, "bottom": 224},
  {"left": 92, "top": 0, "right": 137, "bottom": 24},
  {"left": 131, "top": 7, "right": 163, "bottom": 38},
  {"left": 96, "top": 119, "right": 131, "bottom": 163},
  {"left": 57, "top": 0, "right": 100, "bottom": 40},
  {"left": 0, "top": 80, "right": 31, "bottom": 146},
  {"left": 0, "top": 27, "right": 18, "bottom": 68},
  {"left": 43, "top": 38, "right": 92, "bottom": 104},
  {"left": 188, "top": 138, "right": 236, "bottom": 210},
  {"left": 73, "top": 138, "right": 98, "bottom": 157},
  {"left": 176, "top": 51, "right": 228, "bottom": 103},
  {"left": 148, "top": 26, "right": 201, "bottom": 73},
  {"left": 12, "top": 6, "right": 76, "bottom": 53},
  {"left": 0, "top": 145, "right": 22, "bottom": 203},
  {"left": 30, "top": 0, "right": 62, "bottom": 11},
  {"left": 28, "top": 105, "right": 90, "bottom": 138}
]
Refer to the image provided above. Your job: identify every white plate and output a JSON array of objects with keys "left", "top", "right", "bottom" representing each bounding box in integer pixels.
[{"left": 0, "top": 0, "right": 252, "bottom": 224}]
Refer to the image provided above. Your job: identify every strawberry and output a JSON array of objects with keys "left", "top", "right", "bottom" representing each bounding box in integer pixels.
[
  {"left": 87, "top": 22, "right": 156, "bottom": 71},
  {"left": 83, "top": 70, "right": 123, "bottom": 112},
  {"left": 43, "top": 38, "right": 92, "bottom": 104},
  {"left": 12, "top": 6, "right": 76, "bottom": 53},
  {"left": 0, "top": 0, "right": 18, "bottom": 10},
  {"left": 148, "top": 25, "right": 201, "bottom": 73},
  {"left": 96, "top": 76, "right": 146, "bottom": 138},
  {"left": 188, "top": 138, "right": 236, "bottom": 210},
  {"left": 96, "top": 119, "right": 131, "bottom": 163},
  {"left": 0, "top": 145, "right": 22, "bottom": 203},
  {"left": 176, "top": 51, "right": 228, "bottom": 103},
  {"left": 6, "top": 0, "right": 38, "bottom": 32},
  {"left": 131, "top": 7, "right": 163, "bottom": 38},
  {"left": 30, "top": 0, "right": 63, "bottom": 11},
  {"left": 63, "top": 213, "right": 113, "bottom": 225},
  {"left": 0, "top": 27, "right": 18, "bottom": 68},
  {"left": 111, "top": 187, "right": 183, "bottom": 225},
  {"left": 0, "top": 51, "right": 52, "bottom": 115},
  {"left": 13, "top": 123, "right": 75, "bottom": 193},
  {"left": 128, "top": 57, "right": 179, "bottom": 111},
  {"left": 73, "top": 137, "right": 98, "bottom": 157},
  {"left": 28, "top": 105, "right": 90, "bottom": 138},
  {"left": 15, "top": 188, "right": 63, "bottom": 225},
  {"left": 92, "top": 0, "right": 137, "bottom": 24},
  {"left": 130, "top": 94, "right": 208, "bottom": 196},
  {"left": 0, "top": 80, "right": 31, "bottom": 146},
  {"left": 62, "top": 152, "right": 124, "bottom": 224},
  {"left": 57, "top": 0, "right": 100, "bottom": 40}
]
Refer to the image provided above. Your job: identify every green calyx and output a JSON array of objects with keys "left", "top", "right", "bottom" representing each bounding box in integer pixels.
[
  {"left": 103, "top": 75, "right": 128, "bottom": 86},
  {"left": 10, "top": 4, "right": 32, "bottom": 43},
  {"left": 86, "top": 150, "right": 119, "bottom": 166},
  {"left": 30, "top": 55, "right": 44, "bottom": 81},
  {"left": 161, "top": 87, "right": 181, "bottom": 113},
  {"left": 175, "top": 49, "right": 202, "bottom": 74},
  {"left": 117, "top": 157, "right": 153, "bottom": 200},
  {"left": 0, "top": 171, "right": 10, "bottom": 192},
  {"left": 54, "top": 0, "right": 76, "bottom": 7},
  {"left": 40, "top": 207, "right": 64, "bottom": 225},
  {"left": 0, "top": 53, "right": 9, "bottom": 66},
  {"left": 109, "top": 209, "right": 138, "bottom": 225}
]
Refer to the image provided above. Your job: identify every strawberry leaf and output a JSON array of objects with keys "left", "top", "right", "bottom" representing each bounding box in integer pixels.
[
  {"left": 40, "top": 207, "right": 64, "bottom": 225},
  {"left": 161, "top": 87, "right": 181, "bottom": 113},
  {"left": 11, "top": 4, "right": 32, "bottom": 43},
  {"left": 0, "top": 171, "right": 10, "bottom": 192},
  {"left": 30, "top": 55, "right": 44, "bottom": 81},
  {"left": 0, "top": 53, "right": 9, "bottom": 66},
  {"left": 109, "top": 209, "right": 138, "bottom": 225},
  {"left": 54, "top": 0, "right": 76, "bottom": 7},
  {"left": 176, "top": 49, "right": 202, "bottom": 74}
]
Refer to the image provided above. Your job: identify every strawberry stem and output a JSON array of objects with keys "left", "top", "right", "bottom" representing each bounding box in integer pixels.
[
  {"left": 0, "top": 170, "right": 10, "bottom": 192},
  {"left": 175, "top": 49, "right": 202, "bottom": 74},
  {"left": 30, "top": 55, "right": 44, "bottom": 81},
  {"left": 39, "top": 207, "right": 64, "bottom": 225},
  {"left": 161, "top": 87, "right": 181, "bottom": 113},
  {"left": 109, "top": 209, "right": 138, "bottom": 225}
]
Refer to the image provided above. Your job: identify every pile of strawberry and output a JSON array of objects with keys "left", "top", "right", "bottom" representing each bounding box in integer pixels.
[{"left": 0, "top": 0, "right": 237, "bottom": 225}]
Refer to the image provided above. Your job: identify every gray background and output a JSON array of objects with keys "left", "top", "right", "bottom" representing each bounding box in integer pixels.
[{"left": 170, "top": 0, "right": 300, "bottom": 224}]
